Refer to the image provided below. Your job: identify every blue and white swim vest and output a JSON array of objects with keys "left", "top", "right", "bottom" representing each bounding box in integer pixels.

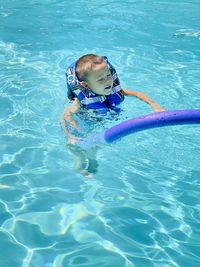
[{"left": 65, "top": 56, "right": 124, "bottom": 112}]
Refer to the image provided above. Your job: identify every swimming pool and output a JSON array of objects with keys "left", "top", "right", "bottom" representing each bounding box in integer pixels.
[{"left": 0, "top": 0, "right": 200, "bottom": 266}]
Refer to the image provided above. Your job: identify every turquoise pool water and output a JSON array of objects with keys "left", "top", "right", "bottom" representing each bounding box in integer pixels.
[{"left": 0, "top": 1, "right": 200, "bottom": 266}]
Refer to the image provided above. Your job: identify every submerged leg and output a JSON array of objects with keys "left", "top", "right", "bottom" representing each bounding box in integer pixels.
[{"left": 68, "top": 144, "right": 99, "bottom": 178}]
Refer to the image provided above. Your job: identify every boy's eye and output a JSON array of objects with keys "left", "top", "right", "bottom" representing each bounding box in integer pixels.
[{"left": 97, "top": 73, "right": 111, "bottom": 82}]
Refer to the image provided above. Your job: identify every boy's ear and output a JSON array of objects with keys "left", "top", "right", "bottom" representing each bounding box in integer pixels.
[{"left": 80, "top": 81, "right": 88, "bottom": 88}]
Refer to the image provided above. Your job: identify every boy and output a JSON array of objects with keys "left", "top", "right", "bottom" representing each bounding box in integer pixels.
[
  {"left": 62, "top": 54, "right": 164, "bottom": 139},
  {"left": 61, "top": 54, "right": 164, "bottom": 177}
]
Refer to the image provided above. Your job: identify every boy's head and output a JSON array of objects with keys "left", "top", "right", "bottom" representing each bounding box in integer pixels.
[{"left": 75, "top": 54, "right": 113, "bottom": 96}]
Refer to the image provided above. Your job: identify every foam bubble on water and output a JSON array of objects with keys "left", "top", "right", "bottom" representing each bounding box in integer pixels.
[{"left": 173, "top": 29, "right": 200, "bottom": 38}]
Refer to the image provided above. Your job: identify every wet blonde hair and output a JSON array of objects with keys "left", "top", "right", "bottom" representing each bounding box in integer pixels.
[{"left": 75, "top": 54, "right": 105, "bottom": 82}]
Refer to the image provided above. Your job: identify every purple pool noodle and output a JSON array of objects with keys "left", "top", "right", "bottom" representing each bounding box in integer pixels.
[{"left": 104, "top": 109, "right": 200, "bottom": 143}]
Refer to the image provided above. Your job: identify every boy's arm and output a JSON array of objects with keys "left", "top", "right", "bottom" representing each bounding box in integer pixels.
[
  {"left": 121, "top": 88, "right": 165, "bottom": 112},
  {"left": 60, "top": 98, "right": 80, "bottom": 143}
]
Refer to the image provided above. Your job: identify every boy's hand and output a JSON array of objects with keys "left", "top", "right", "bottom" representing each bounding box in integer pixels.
[{"left": 152, "top": 104, "right": 166, "bottom": 112}]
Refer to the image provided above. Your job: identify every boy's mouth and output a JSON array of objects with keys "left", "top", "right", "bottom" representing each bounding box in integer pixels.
[{"left": 104, "top": 86, "right": 111, "bottom": 90}]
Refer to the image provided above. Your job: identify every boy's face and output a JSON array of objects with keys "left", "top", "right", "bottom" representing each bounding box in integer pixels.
[{"left": 84, "top": 63, "right": 113, "bottom": 96}]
